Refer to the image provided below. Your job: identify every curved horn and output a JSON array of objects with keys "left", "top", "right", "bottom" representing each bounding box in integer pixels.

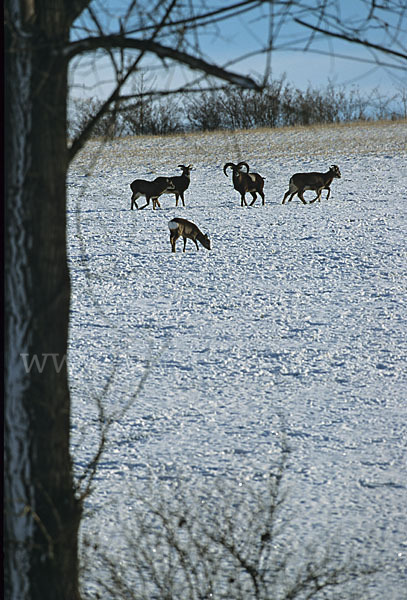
[
  {"left": 237, "top": 161, "right": 249, "bottom": 172},
  {"left": 223, "top": 162, "right": 236, "bottom": 177},
  {"left": 178, "top": 164, "right": 186, "bottom": 169}
]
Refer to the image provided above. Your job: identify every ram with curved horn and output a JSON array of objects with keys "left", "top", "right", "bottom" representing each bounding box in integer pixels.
[{"left": 223, "top": 161, "right": 265, "bottom": 207}]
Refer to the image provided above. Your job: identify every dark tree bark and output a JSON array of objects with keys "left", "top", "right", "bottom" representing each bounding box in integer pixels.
[
  {"left": 3, "top": 3, "right": 258, "bottom": 596},
  {"left": 4, "top": 1, "right": 83, "bottom": 598}
]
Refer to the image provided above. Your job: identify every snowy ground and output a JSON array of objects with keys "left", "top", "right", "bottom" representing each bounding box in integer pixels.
[{"left": 68, "top": 121, "right": 407, "bottom": 598}]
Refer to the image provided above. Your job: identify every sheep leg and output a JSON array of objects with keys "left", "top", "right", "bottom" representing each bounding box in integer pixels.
[
  {"left": 309, "top": 189, "right": 322, "bottom": 204},
  {"left": 249, "top": 192, "right": 257, "bottom": 206},
  {"left": 240, "top": 194, "right": 248, "bottom": 207},
  {"left": 297, "top": 190, "right": 307, "bottom": 204},
  {"left": 260, "top": 191, "right": 265, "bottom": 206},
  {"left": 138, "top": 199, "right": 150, "bottom": 210},
  {"left": 175, "top": 193, "right": 185, "bottom": 207},
  {"left": 282, "top": 189, "right": 294, "bottom": 204},
  {"left": 131, "top": 192, "right": 140, "bottom": 210},
  {"left": 183, "top": 237, "right": 188, "bottom": 252},
  {"left": 170, "top": 231, "right": 179, "bottom": 252}
]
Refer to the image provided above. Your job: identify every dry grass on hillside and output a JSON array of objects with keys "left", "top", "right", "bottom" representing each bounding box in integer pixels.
[{"left": 71, "top": 119, "right": 406, "bottom": 174}]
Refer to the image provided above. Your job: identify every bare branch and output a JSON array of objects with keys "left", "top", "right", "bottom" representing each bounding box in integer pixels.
[
  {"left": 67, "top": 40, "right": 260, "bottom": 160},
  {"left": 64, "top": 35, "right": 261, "bottom": 87},
  {"left": 295, "top": 17, "right": 407, "bottom": 61},
  {"left": 66, "top": 0, "right": 91, "bottom": 25},
  {"left": 123, "top": 0, "right": 264, "bottom": 35},
  {"left": 68, "top": 0, "right": 180, "bottom": 160}
]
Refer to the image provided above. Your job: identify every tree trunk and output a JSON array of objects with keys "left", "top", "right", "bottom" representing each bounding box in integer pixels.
[{"left": 5, "top": 2, "right": 82, "bottom": 598}]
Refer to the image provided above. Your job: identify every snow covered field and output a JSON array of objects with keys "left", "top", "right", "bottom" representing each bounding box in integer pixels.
[{"left": 68, "top": 121, "right": 407, "bottom": 598}]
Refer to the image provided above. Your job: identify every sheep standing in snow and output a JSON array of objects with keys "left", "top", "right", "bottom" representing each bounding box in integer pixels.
[
  {"left": 223, "top": 161, "right": 265, "bottom": 207},
  {"left": 154, "top": 164, "right": 193, "bottom": 207},
  {"left": 130, "top": 177, "right": 175, "bottom": 210},
  {"left": 282, "top": 165, "right": 341, "bottom": 204}
]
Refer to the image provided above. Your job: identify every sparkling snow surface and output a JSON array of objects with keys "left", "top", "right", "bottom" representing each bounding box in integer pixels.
[{"left": 68, "top": 122, "right": 407, "bottom": 598}]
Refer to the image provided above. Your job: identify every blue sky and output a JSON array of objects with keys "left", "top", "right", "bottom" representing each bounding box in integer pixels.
[{"left": 69, "top": 1, "right": 406, "bottom": 99}]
